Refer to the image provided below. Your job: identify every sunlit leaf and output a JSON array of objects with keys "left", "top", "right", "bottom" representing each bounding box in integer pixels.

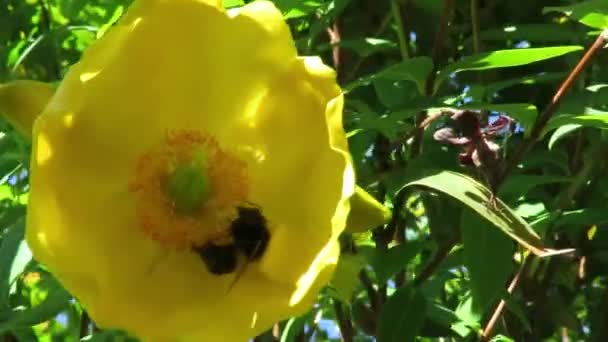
[
  {"left": 544, "top": 1, "right": 608, "bottom": 29},
  {"left": 0, "top": 276, "right": 71, "bottom": 334},
  {"left": 542, "top": 109, "right": 608, "bottom": 136},
  {"left": 548, "top": 124, "right": 582, "bottom": 149},
  {"left": 401, "top": 170, "right": 556, "bottom": 256},
  {"left": 435, "top": 46, "right": 583, "bottom": 92}
]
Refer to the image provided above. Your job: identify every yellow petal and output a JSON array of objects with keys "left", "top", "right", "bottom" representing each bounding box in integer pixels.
[
  {"left": 0, "top": 80, "right": 55, "bottom": 137},
  {"left": 26, "top": 0, "right": 354, "bottom": 341},
  {"left": 345, "top": 186, "right": 391, "bottom": 233}
]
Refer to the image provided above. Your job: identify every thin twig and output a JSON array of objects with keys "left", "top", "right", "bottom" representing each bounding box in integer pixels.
[
  {"left": 333, "top": 300, "right": 354, "bottom": 342},
  {"left": 499, "top": 30, "right": 608, "bottom": 188},
  {"left": 470, "top": 0, "right": 481, "bottom": 54}
]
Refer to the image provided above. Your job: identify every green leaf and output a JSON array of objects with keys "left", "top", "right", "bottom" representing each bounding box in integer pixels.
[
  {"left": 453, "top": 295, "right": 481, "bottom": 332},
  {"left": 337, "top": 38, "right": 396, "bottom": 58},
  {"left": 498, "top": 175, "right": 573, "bottom": 200},
  {"left": 548, "top": 124, "right": 582, "bottom": 149},
  {"left": 352, "top": 111, "right": 414, "bottom": 140},
  {"left": 542, "top": 109, "right": 608, "bottom": 136},
  {"left": 222, "top": 0, "right": 244, "bottom": 8},
  {"left": 345, "top": 57, "right": 433, "bottom": 94},
  {"left": 543, "top": 1, "right": 608, "bottom": 29},
  {"left": 483, "top": 72, "right": 567, "bottom": 99},
  {"left": 376, "top": 57, "right": 433, "bottom": 95},
  {"left": 461, "top": 210, "right": 514, "bottom": 315},
  {"left": 533, "top": 208, "right": 608, "bottom": 231},
  {"left": 0, "top": 276, "right": 71, "bottom": 334},
  {"left": 473, "top": 24, "right": 578, "bottom": 44},
  {"left": 81, "top": 330, "right": 139, "bottom": 342},
  {"left": 328, "top": 253, "right": 366, "bottom": 302},
  {"left": 360, "top": 241, "right": 425, "bottom": 283},
  {"left": 377, "top": 285, "right": 427, "bottom": 342},
  {"left": 280, "top": 310, "right": 315, "bottom": 342},
  {"left": 425, "top": 303, "right": 461, "bottom": 335},
  {"left": 401, "top": 170, "right": 552, "bottom": 256},
  {"left": 273, "top": 0, "right": 324, "bottom": 19},
  {"left": 435, "top": 46, "right": 583, "bottom": 92},
  {"left": 0, "top": 218, "right": 25, "bottom": 311}
]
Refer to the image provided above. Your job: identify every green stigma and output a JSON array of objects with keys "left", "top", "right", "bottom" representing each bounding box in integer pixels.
[{"left": 166, "top": 150, "right": 211, "bottom": 213}]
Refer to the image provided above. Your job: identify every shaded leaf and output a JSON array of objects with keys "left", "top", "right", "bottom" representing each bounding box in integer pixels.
[
  {"left": 360, "top": 240, "right": 425, "bottom": 283},
  {"left": 461, "top": 210, "right": 514, "bottom": 315},
  {"left": 0, "top": 218, "right": 25, "bottom": 311},
  {"left": 377, "top": 285, "right": 427, "bottom": 342},
  {"left": 498, "top": 175, "right": 573, "bottom": 200},
  {"left": 338, "top": 38, "right": 396, "bottom": 58},
  {"left": 483, "top": 72, "right": 567, "bottom": 99},
  {"left": 473, "top": 24, "right": 578, "bottom": 44},
  {"left": 346, "top": 57, "right": 433, "bottom": 94},
  {"left": 328, "top": 253, "right": 367, "bottom": 302}
]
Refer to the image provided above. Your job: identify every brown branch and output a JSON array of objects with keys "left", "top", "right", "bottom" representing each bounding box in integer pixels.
[
  {"left": 327, "top": 20, "right": 342, "bottom": 76},
  {"left": 359, "top": 270, "right": 380, "bottom": 312},
  {"left": 498, "top": 30, "right": 608, "bottom": 188},
  {"left": 481, "top": 259, "right": 527, "bottom": 341},
  {"left": 79, "top": 311, "right": 92, "bottom": 338},
  {"left": 333, "top": 300, "right": 354, "bottom": 342},
  {"left": 470, "top": 0, "right": 482, "bottom": 54}
]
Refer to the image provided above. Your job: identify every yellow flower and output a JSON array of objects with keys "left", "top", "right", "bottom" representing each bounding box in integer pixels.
[{"left": 25, "top": 0, "right": 354, "bottom": 341}]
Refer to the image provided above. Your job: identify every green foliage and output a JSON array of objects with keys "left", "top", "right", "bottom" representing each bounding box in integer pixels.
[{"left": 1, "top": 0, "right": 608, "bottom": 341}]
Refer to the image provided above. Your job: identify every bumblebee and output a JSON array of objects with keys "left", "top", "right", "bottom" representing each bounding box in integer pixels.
[{"left": 193, "top": 205, "right": 270, "bottom": 275}]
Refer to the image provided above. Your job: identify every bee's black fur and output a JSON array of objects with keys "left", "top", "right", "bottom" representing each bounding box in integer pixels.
[{"left": 193, "top": 205, "right": 270, "bottom": 275}]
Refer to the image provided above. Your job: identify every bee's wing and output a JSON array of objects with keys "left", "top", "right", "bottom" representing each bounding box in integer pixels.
[{"left": 226, "top": 240, "right": 265, "bottom": 293}]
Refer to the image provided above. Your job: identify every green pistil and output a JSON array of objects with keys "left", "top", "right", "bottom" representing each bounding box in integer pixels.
[{"left": 166, "top": 150, "right": 211, "bottom": 213}]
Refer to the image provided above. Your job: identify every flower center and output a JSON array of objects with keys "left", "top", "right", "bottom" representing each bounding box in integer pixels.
[{"left": 129, "top": 129, "right": 249, "bottom": 249}]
